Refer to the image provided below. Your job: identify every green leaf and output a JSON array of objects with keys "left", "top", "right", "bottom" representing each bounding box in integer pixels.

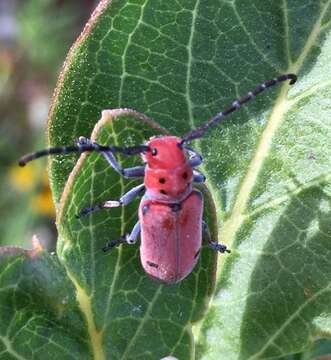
[
  {"left": 0, "top": 240, "right": 91, "bottom": 359},
  {"left": 2, "top": 0, "right": 330, "bottom": 359}
]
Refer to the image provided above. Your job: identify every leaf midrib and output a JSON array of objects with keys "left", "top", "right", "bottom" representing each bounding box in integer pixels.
[
  {"left": 221, "top": 84, "right": 293, "bottom": 251},
  {"left": 1, "top": 335, "right": 28, "bottom": 360},
  {"left": 65, "top": 266, "right": 104, "bottom": 360},
  {"left": 219, "top": 0, "right": 331, "bottom": 269}
]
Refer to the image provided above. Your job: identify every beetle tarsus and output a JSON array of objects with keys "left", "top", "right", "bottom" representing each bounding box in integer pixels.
[
  {"left": 103, "top": 236, "right": 126, "bottom": 252},
  {"left": 76, "top": 136, "right": 92, "bottom": 146},
  {"left": 76, "top": 204, "right": 101, "bottom": 218},
  {"left": 208, "top": 241, "right": 231, "bottom": 253}
]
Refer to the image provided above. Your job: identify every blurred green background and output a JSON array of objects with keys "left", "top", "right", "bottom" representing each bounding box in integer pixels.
[{"left": 0, "top": 0, "right": 97, "bottom": 250}]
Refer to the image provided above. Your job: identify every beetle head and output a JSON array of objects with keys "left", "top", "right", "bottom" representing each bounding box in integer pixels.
[{"left": 143, "top": 136, "right": 185, "bottom": 169}]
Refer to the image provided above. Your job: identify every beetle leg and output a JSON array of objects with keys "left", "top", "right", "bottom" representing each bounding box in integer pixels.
[
  {"left": 125, "top": 221, "right": 141, "bottom": 244},
  {"left": 202, "top": 221, "right": 231, "bottom": 254},
  {"left": 122, "top": 166, "right": 145, "bottom": 178},
  {"left": 102, "top": 150, "right": 145, "bottom": 178},
  {"left": 76, "top": 137, "right": 145, "bottom": 178},
  {"left": 102, "top": 236, "right": 126, "bottom": 252},
  {"left": 186, "top": 147, "right": 203, "bottom": 167},
  {"left": 103, "top": 222, "right": 140, "bottom": 252},
  {"left": 193, "top": 169, "right": 206, "bottom": 183},
  {"left": 77, "top": 184, "right": 145, "bottom": 218},
  {"left": 103, "top": 184, "right": 145, "bottom": 208}
]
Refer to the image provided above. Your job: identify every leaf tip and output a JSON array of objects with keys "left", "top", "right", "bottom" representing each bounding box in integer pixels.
[
  {"left": 31, "top": 234, "right": 44, "bottom": 256},
  {"left": 0, "top": 235, "right": 44, "bottom": 258}
]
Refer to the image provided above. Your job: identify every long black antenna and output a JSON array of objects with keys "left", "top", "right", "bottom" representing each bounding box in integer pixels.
[
  {"left": 19, "top": 143, "right": 150, "bottom": 167},
  {"left": 181, "top": 73, "right": 297, "bottom": 144}
]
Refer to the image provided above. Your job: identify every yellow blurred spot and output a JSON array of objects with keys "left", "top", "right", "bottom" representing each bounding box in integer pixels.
[
  {"left": 9, "top": 163, "right": 55, "bottom": 217},
  {"left": 31, "top": 185, "right": 55, "bottom": 217},
  {"left": 9, "top": 165, "right": 35, "bottom": 191},
  {"left": 31, "top": 189, "right": 55, "bottom": 216}
]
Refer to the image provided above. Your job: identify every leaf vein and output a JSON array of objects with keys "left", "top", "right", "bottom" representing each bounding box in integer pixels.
[{"left": 249, "top": 281, "right": 331, "bottom": 359}]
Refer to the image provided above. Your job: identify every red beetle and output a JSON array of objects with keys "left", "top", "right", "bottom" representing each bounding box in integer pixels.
[{"left": 19, "top": 74, "right": 296, "bottom": 283}]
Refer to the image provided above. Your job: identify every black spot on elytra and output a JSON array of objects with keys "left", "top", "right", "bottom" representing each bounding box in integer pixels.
[
  {"left": 182, "top": 172, "right": 188, "bottom": 179},
  {"left": 160, "top": 190, "right": 167, "bottom": 195},
  {"left": 159, "top": 177, "right": 166, "bottom": 184},
  {"left": 147, "top": 261, "right": 159, "bottom": 268}
]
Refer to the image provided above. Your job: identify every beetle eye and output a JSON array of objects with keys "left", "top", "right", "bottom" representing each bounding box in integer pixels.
[{"left": 151, "top": 148, "right": 158, "bottom": 156}]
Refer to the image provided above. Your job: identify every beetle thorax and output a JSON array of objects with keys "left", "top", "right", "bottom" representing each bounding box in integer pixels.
[{"left": 142, "top": 136, "right": 193, "bottom": 202}]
